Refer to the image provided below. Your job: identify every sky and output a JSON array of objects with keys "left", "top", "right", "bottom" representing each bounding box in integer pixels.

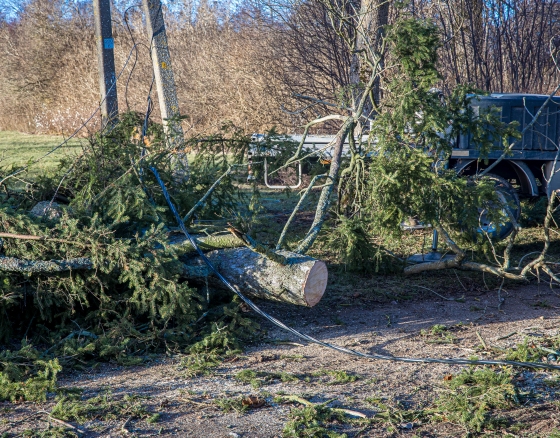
[{"left": 0, "top": 0, "right": 242, "bottom": 21}]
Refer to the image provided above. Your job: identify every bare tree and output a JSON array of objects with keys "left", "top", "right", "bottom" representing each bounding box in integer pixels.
[{"left": 413, "top": 0, "right": 560, "bottom": 93}]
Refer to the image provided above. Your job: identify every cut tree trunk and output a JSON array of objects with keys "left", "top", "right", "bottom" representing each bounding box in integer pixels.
[
  {"left": 0, "top": 233, "right": 328, "bottom": 307},
  {"left": 183, "top": 247, "right": 328, "bottom": 307}
]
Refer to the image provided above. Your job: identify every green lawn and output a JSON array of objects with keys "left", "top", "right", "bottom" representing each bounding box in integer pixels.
[{"left": 0, "top": 131, "right": 82, "bottom": 177}]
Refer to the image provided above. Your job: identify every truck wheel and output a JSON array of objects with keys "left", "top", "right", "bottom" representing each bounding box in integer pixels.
[{"left": 474, "top": 174, "right": 521, "bottom": 240}]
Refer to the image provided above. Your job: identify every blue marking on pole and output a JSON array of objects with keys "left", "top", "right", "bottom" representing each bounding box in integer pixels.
[{"left": 103, "top": 38, "right": 114, "bottom": 50}]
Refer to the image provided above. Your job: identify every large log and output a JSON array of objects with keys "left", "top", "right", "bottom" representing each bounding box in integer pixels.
[
  {"left": 183, "top": 247, "right": 328, "bottom": 307},
  {"left": 0, "top": 232, "right": 328, "bottom": 307}
]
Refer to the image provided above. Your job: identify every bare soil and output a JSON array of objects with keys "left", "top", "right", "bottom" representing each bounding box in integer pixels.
[{"left": 2, "top": 280, "right": 560, "bottom": 437}]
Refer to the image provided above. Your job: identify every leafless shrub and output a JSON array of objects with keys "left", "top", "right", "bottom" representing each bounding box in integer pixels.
[{"left": 0, "top": 0, "right": 559, "bottom": 135}]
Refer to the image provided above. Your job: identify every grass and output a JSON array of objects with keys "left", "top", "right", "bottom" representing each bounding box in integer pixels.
[{"left": 0, "top": 130, "right": 82, "bottom": 177}]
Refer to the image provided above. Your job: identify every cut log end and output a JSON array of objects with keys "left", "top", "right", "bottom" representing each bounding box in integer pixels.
[
  {"left": 303, "top": 260, "right": 328, "bottom": 307},
  {"left": 184, "top": 247, "right": 329, "bottom": 307}
]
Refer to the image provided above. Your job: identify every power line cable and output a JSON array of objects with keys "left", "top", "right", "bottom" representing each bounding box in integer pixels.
[{"left": 121, "top": 5, "right": 153, "bottom": 112}]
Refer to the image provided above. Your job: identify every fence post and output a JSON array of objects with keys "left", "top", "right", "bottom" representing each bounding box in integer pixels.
[{"left": 93, "top": 0, "right": 119, "bottom": 128}]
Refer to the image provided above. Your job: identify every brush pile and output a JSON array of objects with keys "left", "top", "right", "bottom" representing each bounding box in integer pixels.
[{"left": 0, "top": 113, "right": 266, "bottom": 401}]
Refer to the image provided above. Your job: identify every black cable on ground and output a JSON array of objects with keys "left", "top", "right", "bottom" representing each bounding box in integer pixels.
[{"left": 149, "top": 165, "right": 560, "bottom": 371}]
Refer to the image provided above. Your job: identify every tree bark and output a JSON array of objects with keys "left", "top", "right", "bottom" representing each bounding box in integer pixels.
[
  {"left": 169, "top": 233, "right": 243, "bottom": 254},
  {"left": 349, "top": 0, "right": 390, "bottom": 114},
  {"left": 0, "top": 256, "right": 93, "bottom": 273},
  {"left": 184, "top": 247, "right": 328, "bottom": 307}
]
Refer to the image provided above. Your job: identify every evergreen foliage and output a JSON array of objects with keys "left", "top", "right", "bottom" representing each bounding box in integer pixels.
[
  {"left": 434, "top": 367, "right": 518, "bottom": 433},
  {"left": 330, "top": 16, "right": 523, "bottom": 270},
  {"left": 367, "top": 20, "right": 519, "bottom": 236},
  {"left": 0, "top": 343, "right": 60, "bottom": 402},
  {"left": 0, "top": 113, "right": 259, "bottom": 401}
]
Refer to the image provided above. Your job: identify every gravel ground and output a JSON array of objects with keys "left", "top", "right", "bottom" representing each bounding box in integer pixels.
[{"left": 2, "top": 282, "right": 560, "bottom": 437}]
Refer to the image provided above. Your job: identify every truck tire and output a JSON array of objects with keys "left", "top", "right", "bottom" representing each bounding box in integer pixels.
[{"left": 474, "top": 174, "right": 521, "bottom": 240}]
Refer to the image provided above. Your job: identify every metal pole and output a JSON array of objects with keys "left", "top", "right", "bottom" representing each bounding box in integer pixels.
[
  {"left": 142, "top": 0, "right": 184, "bottom": 147},
  {"left": 431, "top": 229, "right": 438, "bottom": 252},
  {"left": 93, "top": 0, "right": 119, "bottom": 128}
]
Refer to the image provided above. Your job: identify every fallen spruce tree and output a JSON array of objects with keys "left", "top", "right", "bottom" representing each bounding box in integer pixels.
[
  {"left": 2, "top": 10, "right": 560, "bottom": 405},
  {"left": 0, "top": 113, "right": 328, "bottom": 402}
]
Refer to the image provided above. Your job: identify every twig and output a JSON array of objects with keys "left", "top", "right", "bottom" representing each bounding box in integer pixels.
[
  {"left": 47, "top": 415, "right": 87, "bottom": 435},
  {"left": 183, "top": 164, "right": 247, "bottom": 223},
  {"left": 476, "top": 331, "right": 488, "bottom": 350},
  {"left": 517, "top": 252, "right": 542, "bottom": 269},
  {"left": 296, "top": 118, "right": 354, "bottom": 254},
  {"left": 281, "top": 395, "right": 368, "bottom": 418},
  {"left": 268, "top": 340, "right": 305, "bottom": 347},
  {"left": 473, "top": 304, "right": 488, "bottom": 322},
  {"left": 497, "top": 278, "right": 505, "bottom": 311},
  {"left": 42, "top": 330, "right": 98, "bottom": 356},
  {"left": 0, "top": 232, "right": 84, "bottom": 246},
  {"left": 179, "top": 397, "right": 209, "bottom": 406},
  {"left": 496, "top": 332, "right": 517, "bottom": 341},
  {"left": 268, "top": 115, "right": 348, "bottom": 178},
  {"left": 226, "top": 223, "right": 288, "bottom": 265},
  {"left": 453, "top": 269, "right": 467, "bottom": 291},
  {"left": 293, "top": 93, "right": 353, "bottom": 112},
  {"left": 33, "top": 411, "right": 87, "bottom": 435},
  {"left": 121, "top": 416, "right": 132, "bottom": 434},
  {"left": 412, "top": 285, "right": 459, "bottom": 301},
  {"left": 276, "top": 174, "right": 331, "bottom": 250}
]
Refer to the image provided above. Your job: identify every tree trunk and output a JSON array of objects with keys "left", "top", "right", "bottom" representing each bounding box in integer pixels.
[
  {"left": 184, "top": 247, "right": 328, "bottom": 307},
  {"left": 0, "top": 256, "right": 93, "bottom": 273},
  {"left": 0, "top": 233, "right": 328, "bottom": 307},
  {"left": 349, "top": 0, "right": 390, "bottom": 115}
]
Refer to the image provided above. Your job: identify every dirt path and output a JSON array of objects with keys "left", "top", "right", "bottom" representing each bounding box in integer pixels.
[{"left": 2, "top": 283, "right": 560, "bottom": 437}]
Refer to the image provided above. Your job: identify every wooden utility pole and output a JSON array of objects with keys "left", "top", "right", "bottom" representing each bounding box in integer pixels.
[
  {"left": 93, "top": 0, "right": 119, "bottom": 128},
  {"left": 142, "top": 0, "right": 184, "bottom": 148}
]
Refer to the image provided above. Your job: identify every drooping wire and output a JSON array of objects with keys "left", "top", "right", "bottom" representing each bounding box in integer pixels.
[
  {"left": 121, "top": 5, "right": 155, "bottom": 112},
  {"left": 149, "top": 165, "right": 560, "bottom": 372},
  {"left": 122, "top": 5, "right": 140, "bottom": 112},
  {"left": 43, "top": 4, "right": 159, "bottom": 206}
]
